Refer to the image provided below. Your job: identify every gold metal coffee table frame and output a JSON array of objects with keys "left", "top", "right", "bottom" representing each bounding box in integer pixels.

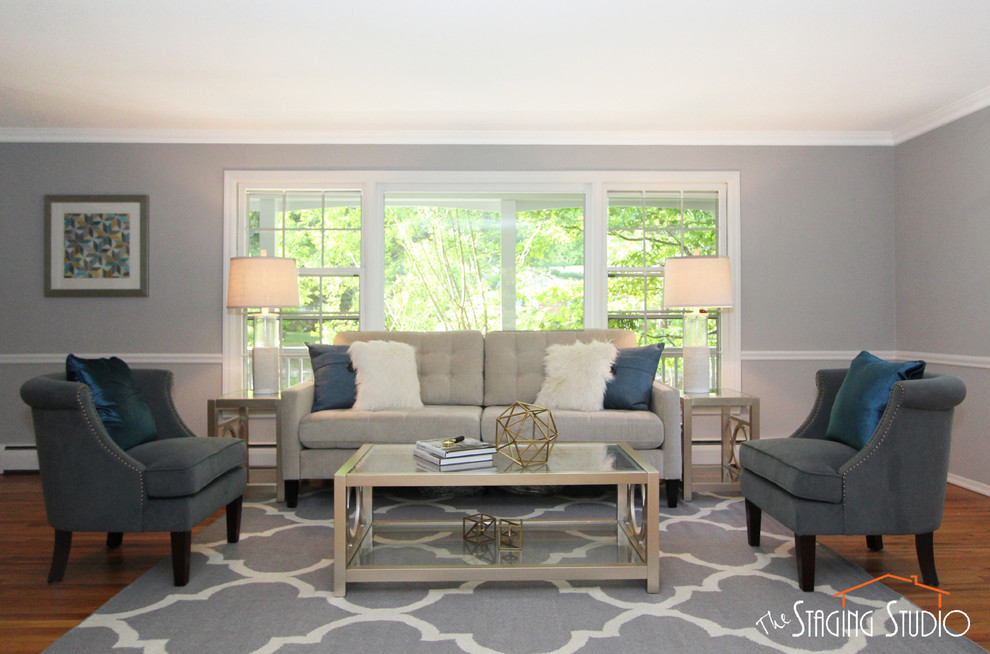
[{"left": 333, "top": 443, "right": 660, "bottom": 596}]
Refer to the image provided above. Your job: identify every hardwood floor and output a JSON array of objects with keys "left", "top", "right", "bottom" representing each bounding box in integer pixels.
[{"left": 2, "top": 473, "right": 988, "bottom": 652}]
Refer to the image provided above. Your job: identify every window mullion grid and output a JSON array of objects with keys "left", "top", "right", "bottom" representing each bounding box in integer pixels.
[{"left": 639, "top": 191, "right": 649, "bottom": 344}]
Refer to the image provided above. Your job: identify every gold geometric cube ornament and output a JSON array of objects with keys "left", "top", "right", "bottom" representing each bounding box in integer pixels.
[
  {"left": 498, "top": 519, "right": 524, "bottom": 550},
  {"left": 463, "top": 513, "right": 497, "bottom": 544},
  {"left": 495, "top": 401, "right": 557, "bottom": 466}
]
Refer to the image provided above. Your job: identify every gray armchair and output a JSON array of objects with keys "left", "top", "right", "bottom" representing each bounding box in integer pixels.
[
  {"left": 20, "top": 369, "right": 247, "bottom": 586},
  {"left": 740, "top": 369, "right": 966, "bottom": 591}
]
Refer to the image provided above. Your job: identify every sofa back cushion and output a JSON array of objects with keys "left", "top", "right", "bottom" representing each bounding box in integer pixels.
[
  {"left": 484, "top": 330, "right": 637, "bottom": 406},
  {"left": 333, "top": 330, "right": 484, "bottom": 406}
]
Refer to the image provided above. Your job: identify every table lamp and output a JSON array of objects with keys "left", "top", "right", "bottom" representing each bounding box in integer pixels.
[
  {"left": 662, "top": 255, "right": 733, "bottom": 394},
  {"left": 226, "top": 251, "right": 299, "bottom": 395}
]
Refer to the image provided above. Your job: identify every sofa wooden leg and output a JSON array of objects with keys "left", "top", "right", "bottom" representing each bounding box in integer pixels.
[
  {"left": 745, "top": 499, "right": 761, "bottom": 547},
  {"left": 285, "top": 480, "right": 299, "bottom": 508},
  {"left": 795, "top": 534, "right": 816, "bottom": 592},
  {"left": 226, "top": 496, "right": 243, "bottom": 544},
  {"left": 665, "top": 480, "right": 679, "bottom": 508},
  {"left": 171, "top": 531, "right": 192, "bottom": 587},
  {"left": 48, "top": 529, "right": 72, "bottom": 583},
  {"left": 866, "top": 535, "right": 884, "bottom": 551},
  {"left": 106, "top": 532, "right": 123, "bottom": 549},
  {"left": 916, "top": 532, "right": 938, "bottom": 587}
]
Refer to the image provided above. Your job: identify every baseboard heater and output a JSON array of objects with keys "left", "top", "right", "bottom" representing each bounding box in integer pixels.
[{"left": 0, "top": 445, "right": 39, "bottom": 473}]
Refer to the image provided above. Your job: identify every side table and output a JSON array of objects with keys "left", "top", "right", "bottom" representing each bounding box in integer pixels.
[
  {"left": 680, "top": 389, "right": 760, "bottom": 501},
  {"left": 207, "top": 391, "right": 283, "bottom": 493}
]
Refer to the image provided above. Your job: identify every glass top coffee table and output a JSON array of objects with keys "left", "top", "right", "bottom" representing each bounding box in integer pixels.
[{"left": 332, "top": 442, "right": 660, "bottom": 596}]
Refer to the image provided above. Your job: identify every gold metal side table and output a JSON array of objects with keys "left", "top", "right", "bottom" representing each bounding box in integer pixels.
[
  {"left": 207, "top": 390, "right": 282, "bottom": 489},
  {"left": 680, "top": 389, "right": 760, "bottom": 501}
]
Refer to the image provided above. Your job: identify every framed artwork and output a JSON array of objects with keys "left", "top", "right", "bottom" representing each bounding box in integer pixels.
[{"left": 45, "top": 195, "right": 149, "bottom": 297}]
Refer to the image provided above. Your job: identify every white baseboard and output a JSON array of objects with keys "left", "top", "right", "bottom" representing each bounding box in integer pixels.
[{"left": 947, "top": 473, "right": 990, "bottom": 498}]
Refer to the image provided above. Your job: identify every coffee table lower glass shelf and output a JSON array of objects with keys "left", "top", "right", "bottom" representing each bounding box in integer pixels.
[{"left": 333, "top": 443, "right": 660, "bottom": 596}]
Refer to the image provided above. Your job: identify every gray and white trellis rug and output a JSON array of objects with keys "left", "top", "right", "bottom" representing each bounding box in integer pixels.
[{"left": 44, "top": 487, "right": 984, "bottom": 653}]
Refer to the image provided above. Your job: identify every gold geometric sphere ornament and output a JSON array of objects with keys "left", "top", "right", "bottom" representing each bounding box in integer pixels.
[{"left": 495, "top": 401, "right": 557, "bottom": 467}]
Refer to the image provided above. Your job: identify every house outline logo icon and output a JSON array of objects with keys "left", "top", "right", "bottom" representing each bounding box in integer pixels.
[{"left": 834, "top": 574, "right": 950, "bottom": 609}]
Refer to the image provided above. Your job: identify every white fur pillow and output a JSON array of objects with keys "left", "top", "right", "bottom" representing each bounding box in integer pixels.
[
  {"left": 348, "top": 340, "right": 424, "bottom": 411},
  {"left": 535, "top": 340, "right": 618, "bottom": 411}
]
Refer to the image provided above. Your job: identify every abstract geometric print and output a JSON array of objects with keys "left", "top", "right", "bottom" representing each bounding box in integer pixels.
[{"left": 63, "top": 212, "right": 131, "bottom": 279}]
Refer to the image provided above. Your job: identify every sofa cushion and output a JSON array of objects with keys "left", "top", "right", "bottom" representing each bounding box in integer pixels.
[
  {"left": 604, "top": 343, "right": 664, "bottom": 411},
  {"left": 739, "top": 438, "right": 858, "bottom": 504},
  {"left": 825, "top": 350, "right": 926, "bottom": 449},
  {"left": 481, "top": 406, "right": 663, "bottom": 449},
  {"left": 335, "top": 331, "right": 484, "bottom": 406},
  {"left": 307, "top": 343, "right": 357, "bottom": 411},
  {"left": 535, "top": 340, "right": 617, "bottom": 411},
  {"left": 349, "top": 340, "right": 424, "bottom": 411},
  {"left": 66, "top": 354, "right": 158, "bottom": 450},
  {"left": 484, "top": 330, "right": 637, "bottom": 406},
  {"left": 299, "top": 405, "right": 482, "bottom": 449},
  {"left": 127, "top": 436, "right": 247, "bottom": 498}
]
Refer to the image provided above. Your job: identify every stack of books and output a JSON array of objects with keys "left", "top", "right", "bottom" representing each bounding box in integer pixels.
[{"left": 414, "top": 437, "right": 497, "bottom": 472}]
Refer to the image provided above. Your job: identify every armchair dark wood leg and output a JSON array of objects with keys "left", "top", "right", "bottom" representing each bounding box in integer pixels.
[
  {"left": 916, "top": 532, "right": 939, "bottom": 587},
  {"left": 866, "top": 535, "right": 884, "bottom": 551},
  {"left": 48, "top": 529, "right": 72, "bottom": 583},
  {"left": 170, "top": 531, "right": 192, "bottom": 587},
  {"left": 795, "top": 534, "right": 816, "bottom": 592},
  {"left": 106, "top": 532, "right": 123, "bottom": 549},
  {"left": 285, "top": 480, "right": 299, "bottom": 508},
  {"left": 665, "top": 480, "right": 679, "bottom": 508},
  {"left": 226, "top": 496, "right": 243, "bottom": 543},
  {"left": 745, "top": 499, "right": 762, "bottom": 546}
]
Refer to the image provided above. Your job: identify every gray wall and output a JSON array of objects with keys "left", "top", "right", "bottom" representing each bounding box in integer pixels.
[
  {"left": 5, "top": 139, "right": 973, "bottom": 484},
  {"left": 895, "top": 106, "right": 990, "bottom": 488}
]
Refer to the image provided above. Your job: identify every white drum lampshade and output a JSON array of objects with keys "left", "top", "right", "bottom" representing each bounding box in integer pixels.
[
  {"left": 663, "top": 256, "right": 733, "bottom": 394},
  {"left": 226, "top": 254, "right": 300, "bottom": 395}
]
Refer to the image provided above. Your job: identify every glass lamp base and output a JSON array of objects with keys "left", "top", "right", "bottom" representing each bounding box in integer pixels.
[
  {"left": 682, "top": 346, "right": 710, "bottom": 394},
  {"left": 252, "top": 346, "right": 280, "bottom": 395}
]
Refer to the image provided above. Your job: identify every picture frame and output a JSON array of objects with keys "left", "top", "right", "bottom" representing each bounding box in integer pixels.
[{"left": 45, "top": 194, "right": 149, "bottom": 297}]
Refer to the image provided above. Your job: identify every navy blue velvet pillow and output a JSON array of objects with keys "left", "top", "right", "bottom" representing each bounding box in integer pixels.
[
  {"left": 825, "top": 350, "right": 926, "bottom": 449},
  {"left": 65, "top": 354, "right": 158, "bottom": 450},
  {"left": 307, "top": 343, "right": 357, "bottom": 412},
  {"left": 603, "top": 343, "right": 664, "bottom": 411}
]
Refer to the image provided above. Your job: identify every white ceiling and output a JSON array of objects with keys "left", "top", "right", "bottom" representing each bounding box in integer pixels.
[{"left": 3, "top": 0, "right": 990, "bottom": 144}]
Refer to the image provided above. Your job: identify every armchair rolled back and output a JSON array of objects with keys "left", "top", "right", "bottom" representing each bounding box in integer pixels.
[
  {"left": 20, "top": 374, "right": 145, "bottom": 532},
  {"left": 841, "top": 372, "right": 966, "bottom": 534}
]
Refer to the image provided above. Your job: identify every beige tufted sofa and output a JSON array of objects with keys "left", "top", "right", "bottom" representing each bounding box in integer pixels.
[{"left": 278, "top": 329, "right": 682, "bottom": 507}]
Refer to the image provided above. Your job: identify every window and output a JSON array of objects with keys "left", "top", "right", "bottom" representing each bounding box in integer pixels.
[
  {"left": 227, "top": 185, "right": 364, "bottom": 388},
  {"left": 383, "top": 192, "right": 584, "bottom": 331},
  {"left": 223, "top": 171, "right": 739, "bottom": 394},
  {"left": 606, "top": 190, "right": 725, "bottom": 389}
]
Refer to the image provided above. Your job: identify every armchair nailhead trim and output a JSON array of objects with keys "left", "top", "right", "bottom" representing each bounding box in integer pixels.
[
  {"left": 841, "top": 388, "right": 904, "bottom": 502},
  {"left": 76, "top": 385, "right": 145, "bottom": 511}
]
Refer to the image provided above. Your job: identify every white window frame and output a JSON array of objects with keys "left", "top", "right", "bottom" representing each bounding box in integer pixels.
[{"left": 223, "top": 170, "right": 741, "bottom": 393}]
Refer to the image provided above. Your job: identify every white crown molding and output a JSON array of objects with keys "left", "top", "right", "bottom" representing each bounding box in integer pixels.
[
  {"left": 892, "top": 85, "right": 990, "bottom": 145},
  {"left": 0, "top": 127, "right": 895, "bottom": 147},
  {"left": 0, "top": 353, "right": 223, "bottom": 365}
]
